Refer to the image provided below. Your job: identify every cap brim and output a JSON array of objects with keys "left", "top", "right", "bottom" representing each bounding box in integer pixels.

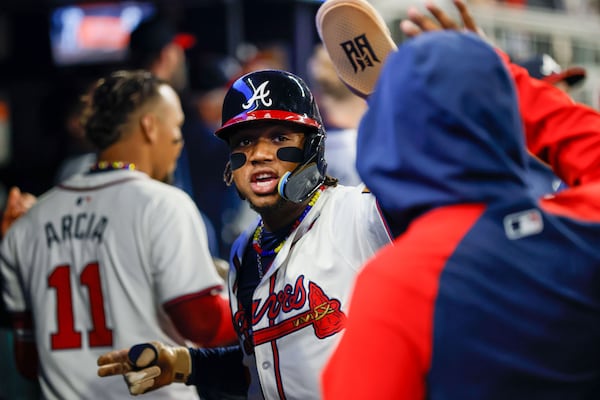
[{"left": 544, "top": 66, "right": 586, "bottom": 87}]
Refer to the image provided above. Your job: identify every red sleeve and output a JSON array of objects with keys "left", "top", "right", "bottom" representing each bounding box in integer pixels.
[
  {"left": 498, "top": 50, "right": 600, "bottom": 187},
  {"left": 164, "top": 290, "right": 237, "bottom": 347},
  {"left": 322, "top": 252, "right": 427, "bottom": 400},
  {"left": 322, "top": 204, "right": 484, "bottom": 400},
  {"left": 10, "top": 312, "right": 38, "bottom": 380}
]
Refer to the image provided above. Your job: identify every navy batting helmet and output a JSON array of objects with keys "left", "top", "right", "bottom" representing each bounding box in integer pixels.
[{"left": 216, "top": 69, "right": 327, "bottom": 203}]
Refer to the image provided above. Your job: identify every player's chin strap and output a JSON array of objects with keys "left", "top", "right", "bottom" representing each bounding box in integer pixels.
[
  {"left": 278, "top": 131, "right": 327, "bottom": 203},
  {"left": 278, "top": 153, "right": 326, "bottom": 203}
]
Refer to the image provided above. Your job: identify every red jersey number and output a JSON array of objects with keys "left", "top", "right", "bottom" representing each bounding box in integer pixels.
[{"left": 48, "top": 262, "right": 113, "bottom": 350}]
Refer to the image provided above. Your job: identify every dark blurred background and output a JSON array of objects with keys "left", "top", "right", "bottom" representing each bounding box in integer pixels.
[
  {"left": 1, "top": 0, "right": 598, "bottom": 209},
  {"left": 0, "top": 0, "right": 324, "bottom": 203}
]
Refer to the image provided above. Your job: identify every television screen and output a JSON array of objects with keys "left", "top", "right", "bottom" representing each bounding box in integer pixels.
[{"left": 49, "top": 1, "right": 156, "bottom": 66}]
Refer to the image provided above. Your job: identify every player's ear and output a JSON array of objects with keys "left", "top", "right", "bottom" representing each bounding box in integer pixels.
[{"left": 140, "top": 113, "right": 158, "bottom": 143}]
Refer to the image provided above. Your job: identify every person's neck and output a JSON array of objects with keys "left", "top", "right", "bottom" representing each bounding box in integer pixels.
[
  {"left": 261, "top": 201, "right": 308, "bottom": 233},
  {"left": 260, "top": 187, "right": 324, "bottom": 232},
  {"left": 97, "top": 147, "right": 149, "bottom": 176}
]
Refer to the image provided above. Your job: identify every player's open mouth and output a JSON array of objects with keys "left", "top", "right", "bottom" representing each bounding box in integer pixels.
[{"left": 251, "top": 172, "right": 279, "bottom": 194}]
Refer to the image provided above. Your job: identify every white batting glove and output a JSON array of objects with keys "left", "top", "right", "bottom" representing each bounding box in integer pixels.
[{"left": 97, "top": 341, "right": 191, "bottom": 395}]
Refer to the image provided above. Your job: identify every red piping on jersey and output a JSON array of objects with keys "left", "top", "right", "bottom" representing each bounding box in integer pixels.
[
  {"left": 266, "top": 273, "right": 287, "bottom": 399},
  {"left": 271, "top": 339, "right": 286, "bottom": 399}
]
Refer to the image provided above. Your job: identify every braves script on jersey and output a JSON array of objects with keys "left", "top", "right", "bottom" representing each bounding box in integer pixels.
[
  {"left": 229, "top": 184, "right": 391, "bottom": 399},
  {"left": 0, "top": 169, "right": 223, "bottom": 400}
]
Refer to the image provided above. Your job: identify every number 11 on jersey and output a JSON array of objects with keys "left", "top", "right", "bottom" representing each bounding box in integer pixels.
[{"left": 48, "top": 262, "right": 113, "bottom": 350}]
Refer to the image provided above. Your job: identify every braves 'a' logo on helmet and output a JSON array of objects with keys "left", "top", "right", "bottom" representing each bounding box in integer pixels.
[{"left": 242, "top": 81, "right": 272, "bottom": 110}]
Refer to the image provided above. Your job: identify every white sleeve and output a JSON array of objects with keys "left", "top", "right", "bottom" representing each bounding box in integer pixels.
[
  {"left": 145, "top": 190, "right": 224, "bottom": 304},
  {"left": 329, "top": 186, "right": 392, "bottom": 271}
]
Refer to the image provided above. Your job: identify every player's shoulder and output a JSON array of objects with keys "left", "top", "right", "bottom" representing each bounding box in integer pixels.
[
  {"left": 63, "top": 172, "right": 193, "bottom": 206},
  {"left": 131, "top": 177, "right": 190, "bottom": 199},
  {"left": 132, "top": 179, "right": 198, "bottom": 211},
  {"left": 116, "top": 177, "right": 190, "bottom": 202},
  {"left": 325, "top": 183, "right": 376, "bottom": 203},
  {"left": 12, "top": 185, "right": 61, "bottom": 223},
  {"left": 1, "top": 186, "right": 61, "bottom": 242},
  {"left": 319, "top": 184, "right": 380, "bottom": 225}
]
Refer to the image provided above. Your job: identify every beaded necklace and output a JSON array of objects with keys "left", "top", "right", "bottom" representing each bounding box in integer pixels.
[
  {"left": 252, "top": 186, "right": 323, "bottom": 278},
  {"left": 89, "top": 161, "right": 136, "bottom": 173}
]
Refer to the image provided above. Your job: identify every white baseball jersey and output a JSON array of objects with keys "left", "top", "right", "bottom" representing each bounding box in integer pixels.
[
  {"left": 0, "top": 169, "right": 224, "bottom": 400},
  {"left": 228, "top": 184, "right": 392, "bottom": 399}
]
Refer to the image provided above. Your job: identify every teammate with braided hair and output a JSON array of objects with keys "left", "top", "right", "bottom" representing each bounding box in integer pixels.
[{"left": 0, "top": 70, "right": 235, "bottom": 399}]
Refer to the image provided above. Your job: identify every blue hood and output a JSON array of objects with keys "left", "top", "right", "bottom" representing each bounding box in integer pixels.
[{"left": 357, "top": 32, "right": 531, "bottom": 228}]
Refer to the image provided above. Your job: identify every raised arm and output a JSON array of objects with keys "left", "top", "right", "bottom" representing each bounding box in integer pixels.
[{"left": 401, "top": 0, "right": 600, "bottom": 186}]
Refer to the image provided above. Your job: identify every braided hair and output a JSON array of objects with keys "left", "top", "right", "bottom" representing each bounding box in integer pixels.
[{"left": 81, "top": 70, "right": 168, "bottom": 150}]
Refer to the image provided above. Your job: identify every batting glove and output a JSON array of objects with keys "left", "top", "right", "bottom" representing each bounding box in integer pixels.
[{"left": 97, "top": 341, "right": 191, "bottom": 395}]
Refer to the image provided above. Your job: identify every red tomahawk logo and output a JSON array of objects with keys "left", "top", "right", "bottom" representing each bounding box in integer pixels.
[{"left": 253, "top": 282, "right": 347, "bottom": 345}]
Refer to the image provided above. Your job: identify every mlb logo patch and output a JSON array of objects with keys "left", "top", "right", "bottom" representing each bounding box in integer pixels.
[
  {"left": 503, "top": 209, "right": 544, "bottom": 240},
  {"left": 76, "top": 196, "right": 92, "bottom": 206}
]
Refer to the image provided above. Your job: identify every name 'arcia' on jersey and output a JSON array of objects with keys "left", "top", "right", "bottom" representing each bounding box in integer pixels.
[{"left": 44, "top": 213, "right": 108, "bottom": 248}]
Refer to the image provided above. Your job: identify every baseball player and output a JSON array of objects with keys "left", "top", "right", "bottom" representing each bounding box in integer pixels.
[
  {"left": 0, "top": 70, "right": 235, "bottom": 400},
  {"left": 96, "top": 69, "right": 394, "bottom": 398},
  {"left": 323, "top": 3, "right": 600, "bottom": 400},
  {"left": 88, "top": 1, "right": 600, "bottom": 399}
]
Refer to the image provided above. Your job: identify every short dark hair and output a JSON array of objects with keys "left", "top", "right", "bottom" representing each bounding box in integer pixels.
[
  {"left": 81, "top": 70, "right": 167, "bottom": 150},
  {"left": 128, "top": 16, "right": 176, "bottom": 69}
]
